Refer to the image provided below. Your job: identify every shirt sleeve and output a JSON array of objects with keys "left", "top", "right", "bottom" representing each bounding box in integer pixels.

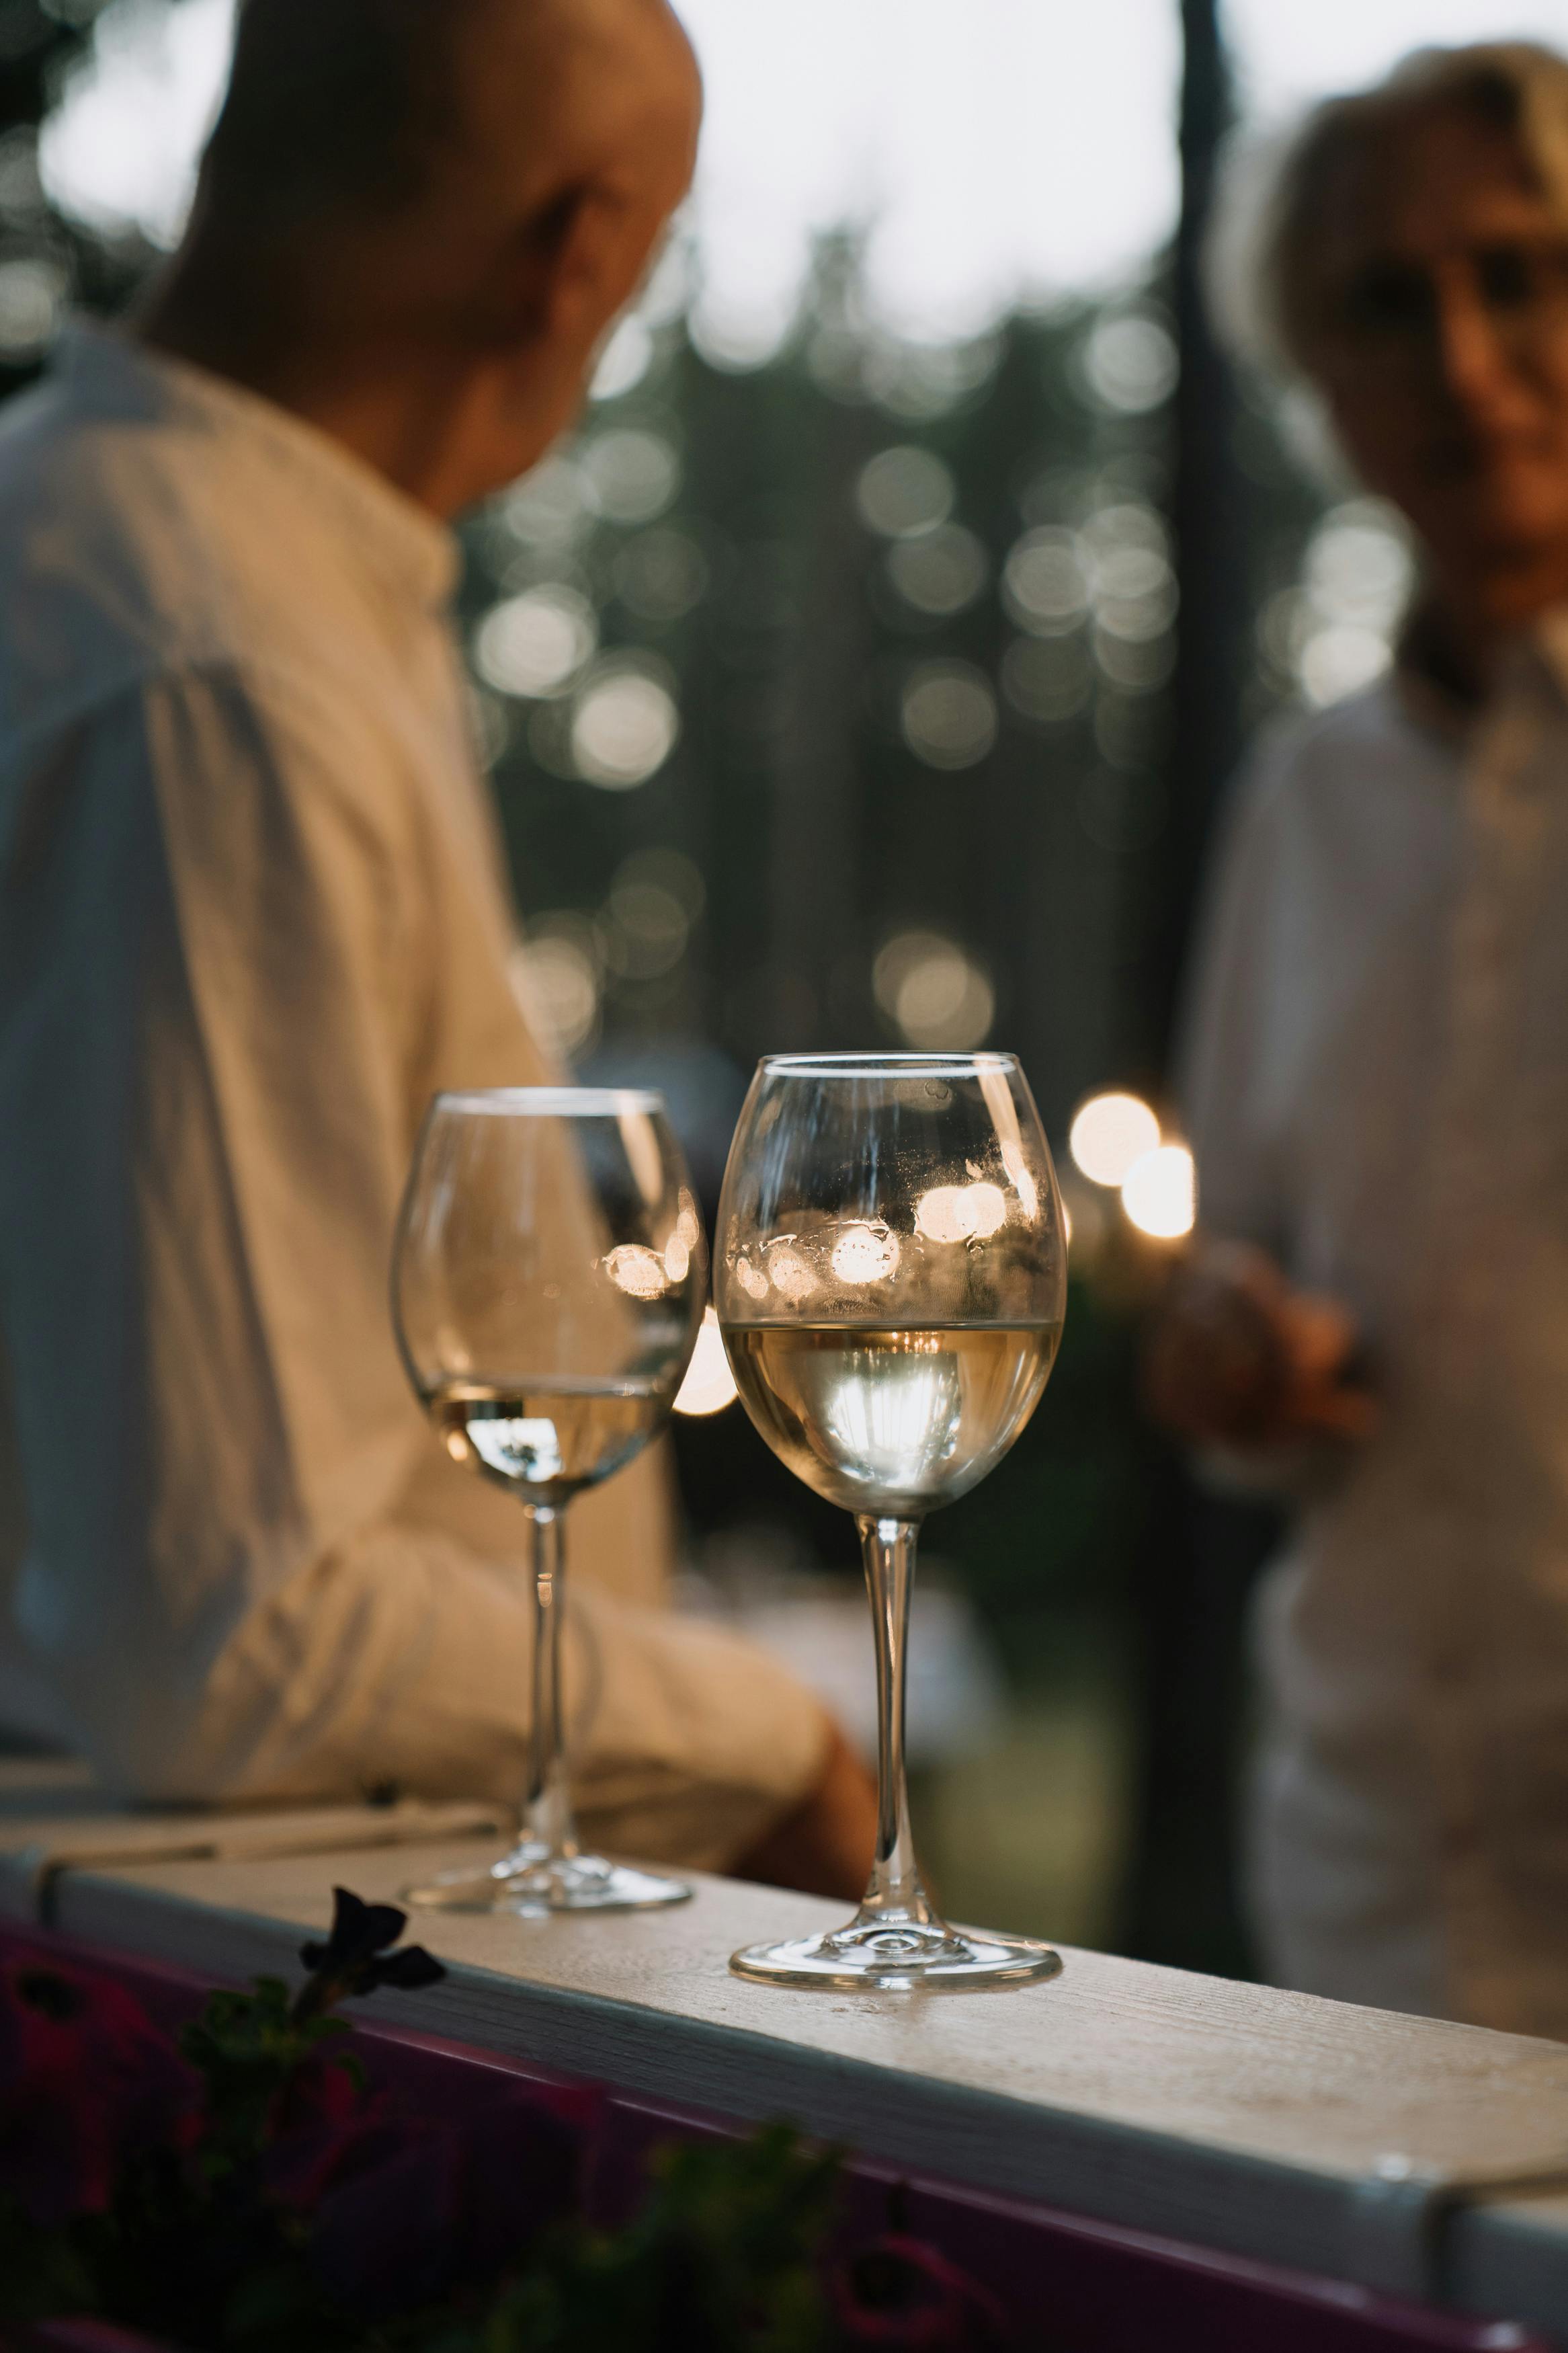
[
  {"left": 0, "top": 665, "right": 829, "bottom": 1852},
  {"left": 1177, "top": 740, "right": 1294, "bottom": 1257},
  {"left": 1175, "top": 735, "right": 1352, "bottom": 1503}
]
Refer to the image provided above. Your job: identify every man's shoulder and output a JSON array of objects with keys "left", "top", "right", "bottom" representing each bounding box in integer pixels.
[{"left": 0, "top": 372, "right": 379, "bottom": 746}]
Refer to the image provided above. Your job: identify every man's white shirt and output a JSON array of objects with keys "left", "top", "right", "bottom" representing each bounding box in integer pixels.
[{"left": 0, "top": 324, "right": 827, "bottom": 1865}]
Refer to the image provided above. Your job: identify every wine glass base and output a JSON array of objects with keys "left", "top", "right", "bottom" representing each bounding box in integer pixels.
[
  {"left": 403, "top": 1852, "right": 691, "bottom": 1917},
  {"left": 729, "top": 1923, "right": 1063, "bottom": 1993}
]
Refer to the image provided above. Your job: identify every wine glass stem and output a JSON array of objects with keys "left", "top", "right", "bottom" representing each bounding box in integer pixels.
[
  {"left": 524, "top": 1503, "right": 578, "bottom": 1863},
  {"left": 856, "top": 1514, "right": 938, "bottom": 1928}
]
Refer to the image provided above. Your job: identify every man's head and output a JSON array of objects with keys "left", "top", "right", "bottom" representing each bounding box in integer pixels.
[
  {"left": 1233, "top": 45, "right": 1568, "bottom": 637},
  {"left": 149, "top": 0, "right": 700, "bottom": 513}
]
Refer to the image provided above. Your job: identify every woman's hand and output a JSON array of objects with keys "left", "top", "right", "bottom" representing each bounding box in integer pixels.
[{"left": 1142, "top": 1240, "right": 1379, "bottom": 1451}]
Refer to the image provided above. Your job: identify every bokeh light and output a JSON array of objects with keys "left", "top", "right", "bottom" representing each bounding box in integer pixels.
[
  {"left": 571, "top": 664, "right": 680, "bottom": 789},
  {"left": 579, "top": 428, "right": 681, "bottom": 526},
  {"left": 1120, "top": 1143, "right": 1196, "bottom": 1240},
  {"left": 497, "top": 456, "right": 593, "bottom": 556},
  {"left": 1080, "top": 504, "right": 1177, "bottom": 641},
  {"left": 831, "top": 1222, "right": 901, "bottom": 1285},
  {"left": 1083, "top": 309, "right": 1179, "bottom": 413},
  {"left": 885, "top": 524, "right": 989, "bottom": 618},
  {"left": 873, "top": 930, "right": 995, "bottom": 1049},
  {"left": 511, "top": 919, "right": 601, "bottom": 1058},
  {"left": 600, "top": 847, "right": 704, "bottom": 980},
  {"left": 604, "top": 1243, "right": 669, "bottom": 1298},
  {"left": 856, "top": 446, "right": 956, "bottom": 539},
  {"left": 1259, "top": 498, "right": 1413, "bottom": 711},
  {"left": 900, "top": 660, "right": 997, "bottom": 769},
  {"left": 675, "top": 1307, "right": 739, "bottom": 1417},
  {"left": 915, "top": 1181, "right": 1009, "bottom": 1243},
  {"left": 1297, "top": 627, "right": 1392, "bottom": 708},
  {"left": 765, "top": 1241, "right": 819, "bottom": 1302},
  {"left": 472, "top": 587, "right": 595, "bottom": 700},
  {"left": 686, "top": 281, "right": 798, "bottom": 373},
  {"left": 1068, "top": 1090, "right": 1161, "bottom": 1187},
  {"left": 1002, "top": 528, "right": 1091, "bottom": 636}
]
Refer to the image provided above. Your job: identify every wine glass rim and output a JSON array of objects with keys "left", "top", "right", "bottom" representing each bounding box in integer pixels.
[
  {"left": 430, "top": 1086, "right": 665, "bottom": 1117},
  {"left": 757, "top": 1050, "right": 1018, "bottom": 1079}
]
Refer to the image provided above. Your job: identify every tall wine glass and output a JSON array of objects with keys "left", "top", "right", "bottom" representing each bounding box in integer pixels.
[
  {"left": 393, "top": 1088, "right": 706, "bottom": 1914},
  {"left": 716, "top": 1052, "right": 1067, "bottom": 1989}
]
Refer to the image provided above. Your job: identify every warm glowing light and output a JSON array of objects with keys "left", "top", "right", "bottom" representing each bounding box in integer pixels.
[
  {"left": 1121, "top": 1144, "right": 1196, "bottom": 1240},
  {"left": 511, "top": 928, "right": 600, "bottom": 1056},
  {"left": 674, "top": 1308, "right": 739, "bottom": 1416},
  {"left": 604, "top": 1244, "right": 667, "bottom": 1298},
  {"left": 873, "top": 930, "right": 993, "bottom": 1051},
  {"left": 766, "top": 1243, "right": 817, "bottom": 1301},
  {"left": 915, "top": 1187, "right": 972, "bottom": 1244},
  {"left": 734, "top": 1254, "right": 770, "bottom": 1302},
  {"left": 663, "top": 1234, "right": 691, "bottom": 1283},
  {"left": 831, "top": 1223, "right": 901, "bottom": 1285},
  {"left": 915, "top": 1181, "right": 1007, "bottom": 1244},
  {"left": 964, "top": 1181, "right": 1007, "bottom": 1237},
  {"left": 1069, "top": 1091, "right": 1160, "bottom": 1188}
]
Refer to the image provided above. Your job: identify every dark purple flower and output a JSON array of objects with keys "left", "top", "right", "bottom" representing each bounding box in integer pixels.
[
  {"left": 0, "top": 1959, "right": 200, "bottom": 2224},
  {"left": 294, "top": 1888, "right": 444, "bottom": 2020},
  {"left": 307, "top": 2085, "right": 595, "bottom": 2316},
  {"left": 833, "top": 2233, "right": 1009, "bottom": 2351}
]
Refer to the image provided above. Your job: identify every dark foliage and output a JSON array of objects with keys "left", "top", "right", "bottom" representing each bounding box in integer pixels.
[{"left": 0, "top": 1898, "right": 1007, "bottom": 2351}]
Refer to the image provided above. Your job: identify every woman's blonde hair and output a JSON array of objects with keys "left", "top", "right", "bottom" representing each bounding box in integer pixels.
[{"left": 1208, "top": 41, "right": 1568, "bottom": 381}]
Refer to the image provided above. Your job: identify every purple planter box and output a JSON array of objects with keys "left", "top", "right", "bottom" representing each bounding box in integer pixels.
[{"left": 1, "top": 1927, "right": 1552, "bottom": 2353}]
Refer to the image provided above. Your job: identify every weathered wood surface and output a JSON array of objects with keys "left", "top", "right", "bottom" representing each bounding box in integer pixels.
[
  {"left": 26, "top": 1835, "right": 1568, "bottom": 2342},
  {"left": 0, "top": 1761, "right": 509, "bottom": 1916}
]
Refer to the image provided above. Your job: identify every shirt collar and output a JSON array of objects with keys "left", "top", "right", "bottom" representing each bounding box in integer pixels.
[{"left": 54, "top": 318, "right": 461, "bottom": 612}]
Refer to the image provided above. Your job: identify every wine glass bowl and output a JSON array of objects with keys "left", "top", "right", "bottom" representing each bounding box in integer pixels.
[
  {"left": 393, "top": 1087, "right": 706, "bottom": 1915},
  {"left": 716, "top": 1052, "right": 1067, "bottom": 1991}
]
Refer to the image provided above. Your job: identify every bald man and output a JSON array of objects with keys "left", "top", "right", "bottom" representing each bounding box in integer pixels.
[{"left": 0, "top": 0, "right": 874, "bottom": 1895}]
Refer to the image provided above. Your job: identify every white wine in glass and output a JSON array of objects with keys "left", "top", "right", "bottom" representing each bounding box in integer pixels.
[
  {"left": 716, "top": 1053, "right": 1067, "bottom": 1990},
  {"left": 393, "top": 1087, "right": 706, "bottom": 1915}
]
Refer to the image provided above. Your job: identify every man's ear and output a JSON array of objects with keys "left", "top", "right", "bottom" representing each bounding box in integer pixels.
[{"left": 490, "top": 180, "right": 639, "bottom": 354}]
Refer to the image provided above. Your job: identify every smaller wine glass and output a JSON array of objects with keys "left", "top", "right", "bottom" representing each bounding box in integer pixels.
[
  {"left": 392, "top": 1087, "right": 706, "bottom": 1914},
  {"left": 716, "top": 1051, "right": 1067, "bottom": 1990}
]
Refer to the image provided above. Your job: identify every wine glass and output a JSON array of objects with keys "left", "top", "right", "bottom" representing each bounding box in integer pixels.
[
  {"left": 392, "top": 1087, "right": 706, "bottom": 1914},
  {"left": 715, "top": 1052, "right": 1067, "bottom": 1989}
]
